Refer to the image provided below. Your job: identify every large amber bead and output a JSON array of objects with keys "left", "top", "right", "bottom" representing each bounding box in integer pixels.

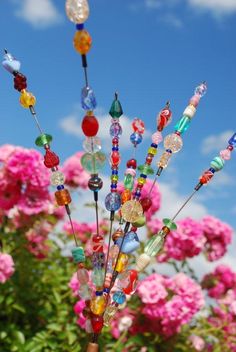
[
  {"left": 19, "top": 90, "right": 36, "bottom": 108},
  {"left": 73, "top": 29, "right": 92, "bottom": 55},
  {"left": 90, "top": 295, "right": 106, "bottom": 315},
  {"left": 55, "top": 189, "right": 71, "bottom": 206}
]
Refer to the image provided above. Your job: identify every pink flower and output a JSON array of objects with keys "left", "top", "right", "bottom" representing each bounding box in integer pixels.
[
  {"left": 0, "top": 253, "right": 15, "bottom": 283},
  {"left": 0, "top": 144, "right": 15, "bottom": 162},
  {"left": 74, "top": 300, "right": 86, "bottom": 315},
  {"left": 146, "top": 218, "right": 162, "bottom": 235},
  {"left": 17, "top": 186, "right": 51, "bottom": 215},
  {"left": 63, "top": 219, "right": 109, "bottom": 243},
  {"left": 111, "top": 308, "right": 135, "bottom": 338},
  {"left": 62, "top": 151, "right": 89, "bottom": 189},
  {"left": 137, "top": 273, "right": 168, "bottom": 304},
  {"left": 189, "top": 335, "right": 205, "bottom": 351},
  {"left": 0, "top": 175, "right": 21, "bottom": 210}
]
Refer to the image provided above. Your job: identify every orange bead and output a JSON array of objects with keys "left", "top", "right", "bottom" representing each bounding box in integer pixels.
[
  {"left": 55, "top": 189, "right": 71, "bottom": 206},
  {"left": 73, "top": 29, "right": 92, "bottom": 55},
  {"left": 121, "top": 189, "right": 131, "bottom": 204}
]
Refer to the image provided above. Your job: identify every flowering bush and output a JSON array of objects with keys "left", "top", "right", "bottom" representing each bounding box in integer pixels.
[{"left": 0, "top": 145, "right": 235, "bottom": 351}]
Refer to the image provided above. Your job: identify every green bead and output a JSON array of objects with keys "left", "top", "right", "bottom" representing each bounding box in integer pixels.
[
  {"left": 163, "top": 218, "right": 177, "bottom": 230},
  {"left": 124, "top": 174, "right": 134, "bottom": 190},
  {"left": 91, "top": 268, "right": 104, "bottom": 287},
  {"left": 111, "top": 175, "right": 118, "bottom": 182},
  {"left": 138, "top": 164, "right": 154, "bottom": 175},
  {"left": 132, "top": 215, "right": 146, "bottom": 228},
  {"left": 210, "top": 156, "right": 224, "bottom": 172},
  {"left": 109, "top": 98, "right": 123, "bottom": 118},
  {"left": 71, "top": 247, "right": 85, "bottom": 263},
  {"left": 175, "top": 115, "right": 191, "bottom": 134},
  {"left": 35, "top": 133, "right": 52, "bottom": 147},
  {"left": 81, "top": 152, "right": 106, "bottom": 173},
  {"left": 144, "top": 231, "right": 165, "bottom": 257}
]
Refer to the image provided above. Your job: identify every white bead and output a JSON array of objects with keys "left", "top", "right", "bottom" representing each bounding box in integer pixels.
[
  {"left": 50, "top": 171, "right": 65, "bottom": 186},
  {"left": 65, "top": 0, "right": 89, "bottom": 24},
  {"left": 135, "top": 253, "right": 151, "bottom": 272},
  {"left": 183, "top": 105, "right": 196, "bottom": 119}
]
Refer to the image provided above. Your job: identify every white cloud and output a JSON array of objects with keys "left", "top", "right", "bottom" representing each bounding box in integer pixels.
[
  {"left": 208, "top": 170, "right": 235, "bottom": 187},
  {"left": 145, "top": 0, "right": 162, "bottom": 9},
  {"left": 188, "top": 0, "right": 236, "bottom": 15},
  {"left": 201, "top": 130, "right": 234, "bottom": 155},
  {"left": 159, "top": 13, "right": 183, "bottom": 27},
  {"left": 14, "top": 0, "right": 62, "bottom": 29}
]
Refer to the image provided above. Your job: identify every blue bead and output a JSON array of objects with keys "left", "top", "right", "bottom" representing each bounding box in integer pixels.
[
  {"left": 81, "top": 86, "right": 97, "bottom": 110},
  {"left": 112, "top": 170, "right": 118, "bottom": 175},
  {"left": 140, "top": 174, "right": 147, "bottom": 179},
  {"left": 112, "top": 147, "right": 119, "bottom": 151},
  {"left": 103, "top": 288, "right": 109, "bottom": 293},
  {"left": 110, "top": 123, "right": 122, "bottom": 137},
  {"left": 76, "top": 23, "right": 84, "bottom": 30},
  {"left": 228, "top": 132, "right": 236, "bottom": 147},
  {"left": 113, "top": 291, "right": 126, "bottom": 305},
  {"left": 95, "top": 291, "right": 103, "bottom": 296},
  {"left": 57, "top": 185, "right": 64, "bottom": 190},
  {"left": 130, "top": 132, "right": 142, "bottom": 145},
  {"left": 151, "top": 143, "right": 158, "bottom": 148},
  {"left": 111, "top": 184, "right": 117, "bottom": 189},
  {"left": 116, "top": 231, "right": 140, "bottom": 254},
  {"left": 209, "top": 167, "right": 216, "bottom": 173},
  {"left": 166, "top": 149, "right": 172, "bottom": 153},
  {"left": 105, "top": 192, "right": 121, "bottom": 211}
]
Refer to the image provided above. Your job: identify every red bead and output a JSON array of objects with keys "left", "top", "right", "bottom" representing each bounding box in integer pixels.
[
  {"left": 227, "top": 145, "right": 234, "bottom": 151},
  {"left": 14, "top": 73, "right": 27, "bottom": 92},
  {"left": 199, "top": 170, "right": 214, "bottom": 185},
  {"left": 110, "top": 151, "right": 120, "bottom": 166},
  {"left": 145, "top": 155, "right": 153, "bottom": 164},
  {"left": 126, "top": 158, "right": 137, "bottom": 169},
  {"left": 157, "top": 107, "right": 172, "bottom": 132},
  {"left": 81, "top": 115, "right": 99, "bottom": 137},
  {"left": 112, "top": 137, "right": 119, "bottom": 144},
  {"left": 131, "top": 226, "right": 137, "bottom": 232},
  {"left": 91, "top": 315, "right": 104, "bottom": 334},
  {"left": 44, "top": 149, "right": 60, "bottom": 168},
  {"left": 140, "top": 197, "right": 152, "bottom": 212},
  {"left": 92, "top": 234, "right": 104, "bottom": 252},
  {"left": 123, "top": 270, "right": 138, "bottom": 295}
]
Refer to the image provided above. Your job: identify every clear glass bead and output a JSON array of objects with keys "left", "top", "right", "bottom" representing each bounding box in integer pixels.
[
  {"left": 164, "top": 133, "right": 183, "bottom": 153},
  {"left": 65, "top": 0, "right": 89, "bottom": 24},
  {"left": 50, "top": 171, "right": 65, "bottom": 186}
]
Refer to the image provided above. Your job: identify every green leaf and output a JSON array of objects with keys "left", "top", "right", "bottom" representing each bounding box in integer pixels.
[
  {"left": 12, "top": 304, "right": 26, "bottom": 314},
  {"left": 67, "top": 331, "right": 77, "bottom": 345},
  {"left": 14, "top": 331, "right": 25, "bottom": 345},
  {"left": 0, "top": 331, "right": 7, "bottom": 339}
]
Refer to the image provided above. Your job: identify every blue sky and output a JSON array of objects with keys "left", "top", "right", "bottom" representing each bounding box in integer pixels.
[{"left": 0, "top": 0, "right": 236, "bottom": 246}]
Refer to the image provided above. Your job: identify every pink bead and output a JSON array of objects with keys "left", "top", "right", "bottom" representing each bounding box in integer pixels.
[
  {"left": 189, "top": 95, "right": 200, "bottom": 107},
  {"left": 220, "top": 149, "right": 231, "bottom": 160},
  {"left": 125, "top": 168, "right": 136, "bottom": 177},
  {"left": 104, "top": 273, "right": 112, "bottom": 288},
  {"left": 152, "top": 131, "right": 163, "bottom": 144}
]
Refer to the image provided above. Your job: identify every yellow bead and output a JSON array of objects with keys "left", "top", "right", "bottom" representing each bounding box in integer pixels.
[
  {"left": 148, "top": 147, "right": 157, "bottom": 156},
  {"left": 111, "top": 175, "right": 118, "bottom": 182},
  {"left": 115, "top": 253, "right": 129, "bottom": 273},
  {"left": 19, "top": 90, "right": 36, "bottom": 108},
  {"left": 90, "top": 295, "right": 106, "bottom": 315},
  {"left": 138, "top": 177, "right": 146, "bottom": 185},
  {"left": 73, "top": 29, "right": 92, "bottom": 55}
]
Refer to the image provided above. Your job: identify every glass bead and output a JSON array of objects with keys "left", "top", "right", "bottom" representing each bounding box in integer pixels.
[
  {"left": 183, "top": 105, "right": 196, "bottom": 119},
  {"left": 210, "top": 156, "right": 224, "bottom": 172},
  {"left": 77, "top": 268, "right": 89, "bottom": 284},
  {"left": 157, "top": 106, "right": 172, "bottom": 131},
  {"left": 163, "top": 218, "right": 177, "bottom": 230},
  {"left": 124, "top": 174, "right": 134, "bottom": 191},
  {"left": 78, "top": 285, "right": 92, "bottom": 300},
  {"left": 90, "top": 295, "right": 106, "bottom": 315},
  {"left": 81, "top": 152, "right": 106, "bottom": 173},
  {"left": 114, "top": 253, "right": 129, "bottom": 273},
  {"left": 132, "top": 215, "right": 146, "bottom": 228},
  {"left": 121, "top": 189, "right": 131, "bottom": 204},
  {"left": 199, "top": 170, "right": 214, "bottom": 185},
  {"left": 91, "top": 315, "right": 104, "bottom": 334},
  {"left": 148, "top": 147, "right": 157, "bottom": 155},
  {"left": 125, "top": 168, "right": 136, "bottom": 177},
  {"left": 2, "top": 52, "right": 21, "bottom": 73},
  {"left": 175, "top": 115, "right": 191, "bottom": 134},
  {"left": 113, "top": 291, "right": 126, "bottom": 305},
  {"left": 92, "top": 252, "right": 105, "bottom": 269},
  {"left": 88, "top": 175, "right": 103, "bottom": 191},
  {"left": 121, "top": 200, "right": 143, "bottom": 223},
  {"left": 112, "top": 229, "right": 123, "bottom": 242},
  {"left": 110, "top": 122, "right": 122, "bottom": 137},
  {"left": 104, "top": 272, "right": 112, "bottom": 288},
  {"left": 55, "top": 188, "right": 71, "bottom": 206},
  {"left": 138, "top": 164, "right": 154, "bottom": 175},
  {"left": 19, "top": 90, "right": 36, "bottom": 108},
  {"left": 132, "top": 118, "right": 145, "bottom": 134},
  {"left": 83, "top": 137, "right": 101, "bottom": 153},
  {"left": 152, "top": 131, "right": 163, "bottom": 144},
  {"left": 14, "top": 73, "right": 27, "bottom": 92},
  {"left": 65, "top": 0, "right": 89, "bottom": 23},
  {"left": 104, "top": 304, "right": 118, "bottom": 326},
  {"left": 73, "top": 29, "right": 92, "bottom": 55},
  {"left": 130, "top": 132, "right": 142, "bottom": 145},
  {"left": 92, "top": 268, "right": 105, "bottom": 288},
  {"left": 126, "top": 159, "right": 137, "bottom": 169},
  {"left": 105, "top": 192, "right": 121, "bottom": 211},
  {"left": 140, "top": 197, "right": 152, "bottom": 212},
  {"left": 220, "top": 149, "right": 231, "bottom": 160},
  {"left": 194, "top": 82, "right": 207, "bottom": 97},
  {"left": 92, "top": 234, "right": 104, "bottom": 253},
  {"left": 81, "top": 86, "right": 97, "bottom": 110},
  {"left": 50, "top": 171, "right": 65, "bottom": 186},
  {"left": 109, "top": 98, "right": 123, "bottom": 118},
  {"left": 111, "top": 175, "right": 118, "bottom": 182},
  {"left": 35, "top": 133, "right": 52, "bottom": 147},
  {"left": 164, "top": 133, "right": 183, "bottom": 153},
  {"left": 116, "top": 231, "right": 140, "bottom": 254},
  {"left": 228, "top": 132, "right": 236, "bottom": 148},
  {"left": 189, "top": 94, "right": 200, "bottom": 107},
  {"left": 71, "top": 247, "right": 85, "bottom": 263},
  {"left": 137, "top": 177, "right": 146, "bottom": 185},
  {"left": 110, "top": 151, "right": 120, "bottom": 167},
  {"left": 44, "top": 149, "right": 60, "bottom": 168},
  {"left": 158, "top": 151, "right": 172, "bottom": 169},
  {"left": 118, "top": 270, "right": 138, "bottom": 295},
  {"left": 144, "top": 232, "right": 165, "bottom": 257},
  {"left": 81, "top": 114, "right": 99, "bottom": 137}
]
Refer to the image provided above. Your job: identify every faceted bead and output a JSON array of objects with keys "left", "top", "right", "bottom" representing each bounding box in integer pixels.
[
  {"left": 132, "top": 118, "right": 145, "bottom": 134},
  {"left": 105, "top": 192, "right": 121, "bottom": 211},
  {"left": 115, "top": 253, "right": 129, "bottom": 273},
  {"left": 78, "top": 285, "right": 92, "bottom": 300},
  {"left": 113, "top": 291, "right": 126, "bottom": 305},
  {"left": 220, "top": 149, "right": 231, "bottom": 160},
  {"left": 132, "top": 215, "right": 146, "bottom": 228},
  {"left": 121, "top": 200, "right": 143, "bottom": 223},
  {"left": 125, "top": 168, "right": 136, "bottom": 177},
  {"left": 109, "top": 98, "right": 123, "bottom": 118},
  {"left": 81, "top": 152, "right": 106, "bottom": 173},
  {"left": 77, "top": 268, "right": 89, "bottom": 284},
  {"left": 90, "top": 295, "right": 106, "bottom": 315},
  {"left": 183, "top": 105, "right": 196, "bottom": 119},
  {"left": 112, "top": 229, "right": 124, "bottom": 242},
  {"left": 111, "top": 175, "right": 118, "bottom": 183},
  {"left": 118, "top": 270, "right": 138, "bottom": 295},
  {"left": 81, "top": 86, "right": 97, "bottom": 110},
  {"left": 210, "top": 156, "right": 224, "bottom": 172},
  {"left": 2, "top": 52, "right": 21, "bottom": 73},
  {"left": 138, "top": 164, "right": 154, "bottom": 175},
  {"left": 116, "top": 231, "right": 140, "bottom": 254},
  {"left": 148, "top": 147, "right": 157, "bottom": 155},
  {"left": 92, "top": 268, "right": 105, "bottom": 288},
  {"left": 55, "top": 188, "right": 71, "bottom": 206},
  {"left": 65, "top": 0, "right": 89, "bottom": 23},
  {"left": 91, "top": 315, "right": 104, "bottom": 334},
  {"left": 71, "top": 247, "right": 85, "bottom": 263},
  {"left": 130, "top": 132, "right": 142, "bottom": 145},
  {"left": 140, "top": 197, "right": 152, "bottom": 212},
  {"left": 164, "top": 133, "right": 183, "bottom": 153},
  {"left": 83, "top": 137, "right": 101, "bottom": 153},
  {"left": 163, "top": 218, "right": 177, "bottom": 230},
  {"left": 88, "top": 175, "right": 103, "bottom": 191},
  {"left": 144, "top": 232, "right": 165, "bottom": 257},
  {"left": 126, "top": 159, "right": 137, "bottom": 169},
  {"left": 44, "top": 149, "right": 60, "bottom": 168},
  {"left": 110, "top": 122, "right": 122, "bottom": 137},
  {"left": 19, "top": 90, "right": 36, "bottom": 108},
  {"left": 14, "top": 73, "right": 27, "bottom": 92},
  {"left": 35, "top": 133, "right": 52, "bottom": 147},
  {"left": 121, "top": 189, "right": 132, "bottom": 204},
  {"left": 104, "top": 304, "right": 118, "bottom": 326},
  {"left": 152, "top": 131, "right": 163, "bottom": 144},
  {"left": 124, "top": 174, "right": 134, "bottom": 191},
  {"left": 189, "top": 94, "right": 200, "bottom": 107},
  {"left": 158, "top": 151, "right": 172, "bottom": 169},
  {"left": 81, "top": 115, "right": 99, "bottom": 137},
  {"left": 175, "top": 116, "right": 191, "bottom": 134},
  {"left": 199, "top": 170, "right": 214, "bottom": 185},
  {"left": 73, "top": 29, "right": 92, "bottom": 55},
  {"left": 137, "top": 177, "right": 146, "bottom": 185},
  {"left": 157, "top": 106, "right": 172, "bottom": 131},
  {"left": 50, "top": 171, "right": 65, "bottom": 186},
  {"left": 92, "top": 234, "right": 104, "bottom": 253},
  {"left": 110, "top": 151, "right": 120, "bottom": 167},
  {"left": 228, "top": 132, "right": 236, "bottom": 148},
  {"left": 194, "top": 82, "right": 207, "bottom": 97}
]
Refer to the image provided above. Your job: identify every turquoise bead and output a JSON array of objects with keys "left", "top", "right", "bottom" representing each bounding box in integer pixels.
[
  {"left": 113, "top": 291, "right": 126, "bottom": 305},
  {"left": 35, "top": 134, "right": 52, "bottom": 147},
  {"left": 71, "top": 247, "right": 85, "bottom": 263},
  {"left": 144, "top": 231, "right": 165, "bottom": 257},
  {"left": 109, "top": 98, "right": 123, "bottom": 118},
  {"left": 210, "top": 156, "right": 224, "bottom": 172},
  {"left": 163, "top": 218, "right": 177, "bottom": 230},
  {"left": 174, "top": 115, "right": 191, "bottom": 134},
  {"left": 81, "top": 152, "right": 106, "bottom": 173},
  {"left": 124, "top": 174, "right": 134, "bottom": 190}
]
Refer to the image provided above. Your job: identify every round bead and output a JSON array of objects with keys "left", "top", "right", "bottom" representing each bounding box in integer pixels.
[
  {"left": 126, "top": 159, "right": 137, "bottom": 169},
  {"left": 194, "top": 82, "right": 207, "bottom": 97},
  {"left": 164, "top": 133, "right": 183, "bottom": 153},
  {"left": 91, "top": 315, "right": 104, "bottom": 334},
  {"left": 73, "top": 29, "right": 92, "bottom": 55},
  {"left": 83, "top": 137, "right": 101, "bottom": 153},
  {"left": 163, "top": 218, "right": 177, "bottom": 230},
  {"left": 35, "top": 133, "right": 52, "bottom": 147},
  {"left": 88, "top": 175, "right": 103, "bottom": 191},
  {"left": 19, "top": 90, "right": 36, "bottom": 108},
  {"left": 14, "top": 73, "right": 27, "bottom": 92},
  {"left": 183, "top": 105, "right": 196, "bottom": 119},
  {"left": 137, "top": 177, "right": 146, "bottom": 185},
  {"left": 220, "top": 149, "right": 231, "bottom": 160},
  {"left": 2, "top": 52, "right": 21, "bottom": 73},
  {"left": 81, "top": 115, "right": 99, "bottom": 137},
  {"left": 71, "top": 247, "right": 85, "bottom": 263},
  {"left": 121, "top": 200, "right": 143, "bottom": 223},
  {"left": 105, "top": 192, "right": 121, "bottom": 211},
  {"left": 81, "top": 86, "right": 97, "bottom": 110},
  {"left": 130, "top": 132, "right": 142, "bottom": 145},
  {"left": 210, "top": 156, "right": 225, "bottom": 171},
  {"left": 50, "top": 171, "right": 65, "bottom": 186},
  {"left": 132, "top": 215, "right": 146, "bottom": 228},
  {"left": 81, "top": 152, "right": 106, "bottom": 173},
  {"left": 148, "top": 147, "right": 157, "bottom": 155},
  {"left": 157, "top": 107, "right": 172, "bottom": 131},
  {"left": 55, "top": 188, "right": 71, "bottom": 206},
  {"left": 151, "top": 131, "right": 163, "bottom": 144},
  {"left": 140, "top": 197, "right": 152, "bottom": 212},
  {"left": 110, "top": 151, "right": 120, "bottom": 167},
  {"left": 113, "top": 291, "right": 126, "bottom": 305},
  {"left": 138, "top": 164, "right": 154, "bottom": 175},
  {"left": 90, "top": 295, "right": 106, "bottom": 315},
  {"left": 44, "top": 149, "right": 60, "bottom": 168},
  {"left": 132, "top": 118, "right": 145, "bottom": 134},
  {"left": 65, "top": 0, "right": 89, "bottom": 23},
  {"left": 110, "top": 122, "right": 122, "bottom": 137}
]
